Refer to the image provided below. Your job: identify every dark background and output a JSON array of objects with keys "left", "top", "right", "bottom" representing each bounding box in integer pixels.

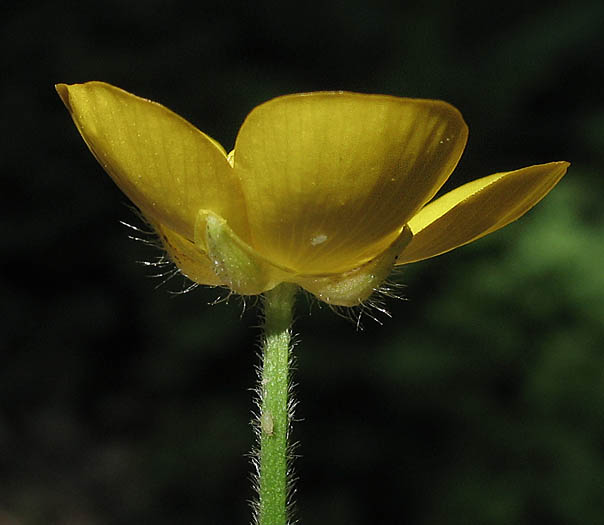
[{"left": 3, "top": 1, "right": 604, "bottom": 524}]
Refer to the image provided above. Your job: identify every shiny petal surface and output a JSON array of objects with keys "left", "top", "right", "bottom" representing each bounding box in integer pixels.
[
  {"left": 233, "top": 92, "right": 468, "bottom": 274},
  {"left": 397, "top": 161, "right": 569, "bottom": 264},
  {"left": 56, "top": 82, "right": 248, "bottom": 242},
  {"left": 155, "top": 222, "right": 223, "bottom": 285}
]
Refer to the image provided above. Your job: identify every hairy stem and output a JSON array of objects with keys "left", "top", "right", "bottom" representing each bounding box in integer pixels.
[{"left": 255, "top": 283, "right": 297, "bottom": 525}]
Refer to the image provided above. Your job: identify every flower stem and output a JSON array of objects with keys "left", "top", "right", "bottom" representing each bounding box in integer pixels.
[{"left": 256, "top": 283, "right": 297, "bottom": 525}]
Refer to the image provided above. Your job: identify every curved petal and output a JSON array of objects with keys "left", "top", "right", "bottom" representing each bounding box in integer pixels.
[
  {"left": 233, "top": 91, "right": 468, "bottom": 274},
  {"left": 155, "top": 222, "right": 223, "bottom": 286},
  {"left": 397, "top": 161, "right": 569, "bottom": 264},
  {"left": 56, "top": 82, "right": 248, "bottom": 242}
]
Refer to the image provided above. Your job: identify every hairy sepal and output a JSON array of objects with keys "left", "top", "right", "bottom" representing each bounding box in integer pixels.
[
  {"left": 196, "top": 210, "right": 285, "bottom": 295},
  {"left": 296, "top": 226, "right": 412, "bottom": 306}
]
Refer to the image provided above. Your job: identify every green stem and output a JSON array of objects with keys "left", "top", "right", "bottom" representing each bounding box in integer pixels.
[{"left": 256, "top": 283, "right": 297, "bottom": 525}]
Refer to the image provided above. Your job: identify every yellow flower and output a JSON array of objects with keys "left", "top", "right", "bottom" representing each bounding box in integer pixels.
[{"left": 56, "top": 82, "right": 568, "bottom": 306}]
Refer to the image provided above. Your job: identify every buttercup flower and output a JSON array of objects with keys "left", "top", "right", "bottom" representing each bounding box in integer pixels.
[{"left": 56, "top": 82, "right": 568, "bottom": 306}]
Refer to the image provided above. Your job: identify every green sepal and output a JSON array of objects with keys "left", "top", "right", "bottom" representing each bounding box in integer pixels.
[
  {"left": 195, "top": 210, "right": 282, "bottom": 295},
  {"left": 297, "top": 226, "right": 413, "bottom": 306}
]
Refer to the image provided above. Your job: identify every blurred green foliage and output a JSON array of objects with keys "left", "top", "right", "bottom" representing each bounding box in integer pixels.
[{"left": 2, "top": 1, "right": 603, "bottom": 524}]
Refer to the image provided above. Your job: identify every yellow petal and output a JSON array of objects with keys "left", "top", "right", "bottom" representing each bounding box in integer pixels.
[
  {"left": 397, "top": 161, "right": 569, "bottom": 264},
  {"left": 233, "top": 92, "right": 468, "bottom": 275},
  {"left": 56, "top": 82, "right": 248, "bottom": 242},
  {"left": 296, "top": 226, "right": 412, "bottom": 306},
  {"left": 155, "top": 222, "right": 223, "bottom": 286}
]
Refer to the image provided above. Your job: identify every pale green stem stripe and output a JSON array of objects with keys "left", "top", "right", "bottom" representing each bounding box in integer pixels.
[{"left": 257, "top": 283, "right": 297, "bottom": 525}]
